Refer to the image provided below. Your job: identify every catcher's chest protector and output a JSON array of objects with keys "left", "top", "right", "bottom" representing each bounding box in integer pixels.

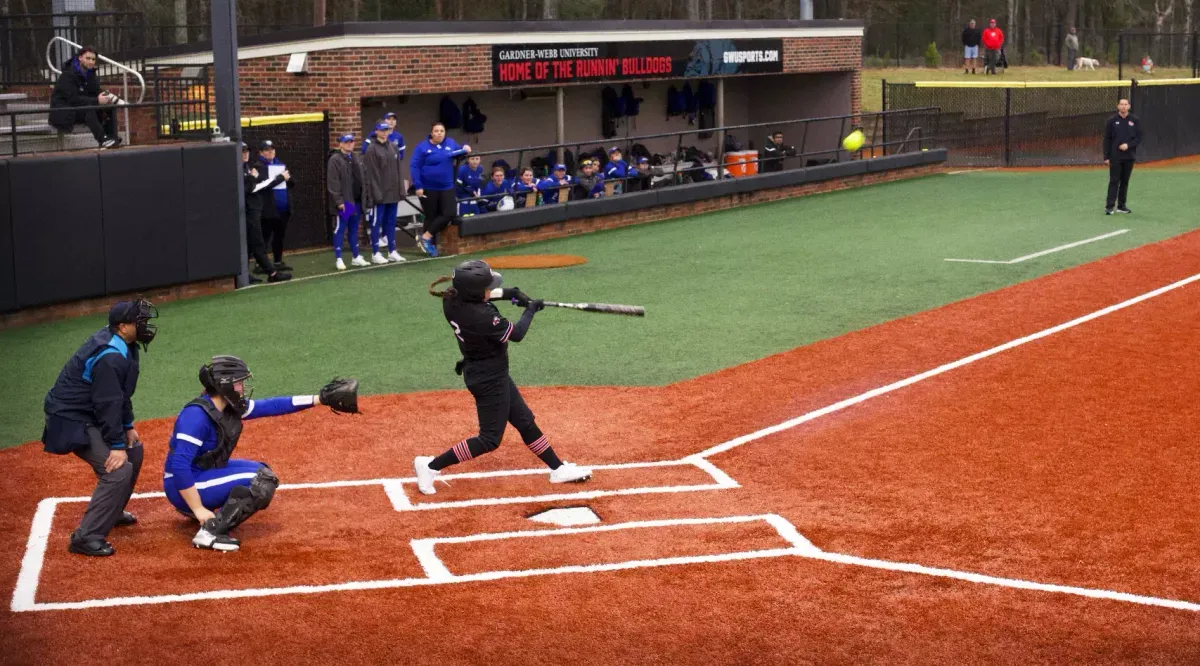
[{"left": 188, "top": 397, "right": 244, "bottom": 470}]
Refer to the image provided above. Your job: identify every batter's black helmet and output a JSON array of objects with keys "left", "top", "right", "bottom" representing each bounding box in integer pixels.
[
  {"left": 452, "top": 260, "right": 502, "bottom": 300},
  {"left": 198, "top": 355, "right": 254, "bottom": 415}
]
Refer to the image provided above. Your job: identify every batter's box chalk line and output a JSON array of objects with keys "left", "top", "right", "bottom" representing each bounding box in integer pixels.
[{"left": 13, "top": 271, "right": 1200, "bottom": 613}]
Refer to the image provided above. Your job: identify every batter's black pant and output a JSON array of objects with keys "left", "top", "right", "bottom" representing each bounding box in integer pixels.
[
  {"left": 245, "top": 207, "right": 276, "bottom": 275},
  {"left": 1106, "top": 159, "right": 1134, "bottom": 209},
  {"left": 462, "top": 374, "right": 542, "bottom": 458},
  {"left": 73, "top": 426, "right": 143, "bottom": 542},
  {"left": 420, "top": 188, "right": 458, "bottom": 238},
  {"left": 262, "top": 210, "right": 290, "bottom": 263}
]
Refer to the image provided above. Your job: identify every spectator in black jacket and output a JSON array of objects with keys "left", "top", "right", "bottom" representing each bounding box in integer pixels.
[
  {"left": 962, "top": 20, "right": 982, "bottom": 74},
  {"left": 1103, "top": 98, "right": 1142, "bottom": 215},
  {"left": 42, "top": 299, "right": 157, "bottom": 556},
  {"left": 242, "top": 142, "right": 291, "bottom": 283},
  {"left": 758, "top": 131, "right": 793, "bottom": 173},
  {"left": 48, "top": 46, "right": 122, "bottom": 148}
]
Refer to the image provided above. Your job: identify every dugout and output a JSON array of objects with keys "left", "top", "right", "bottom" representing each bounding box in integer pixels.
[{"left": 140, "top": 20, "right": 864, "bottom": 185}]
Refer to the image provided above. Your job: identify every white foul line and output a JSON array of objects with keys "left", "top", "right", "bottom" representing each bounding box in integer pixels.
[
  {"left": 694, "top": 270, "right": 1200, "bottom": 459},
  {"left": 945, "top": 229, "right": 1129, "bottom": 264}
]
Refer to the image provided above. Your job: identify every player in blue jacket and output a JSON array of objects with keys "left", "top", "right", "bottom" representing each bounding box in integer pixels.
[
  {"left": 603, "top": 146, "right": 629, "bottom": 194},
  {"left": 479, "top": 166, "right": 512, "bottom": 212},
  {"left": 511, "top": 167, "right": 539, "bottom": 208},
  {"left": 362, "top": 111, "right": 405, "bottom": 160},
  {"left": 538, "top": 163, "right": 575, "bottom": 204},
  {"left": 163, "top": 356, "right": 358, "bottom": 551},
  {"left": 411, "top": 121, "right": 471, "bottom": 257},
  {"left": 455, "top": 154, "right": 485, "bottom": 216}
]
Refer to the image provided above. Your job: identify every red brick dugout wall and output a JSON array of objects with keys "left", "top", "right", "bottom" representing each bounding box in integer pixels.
[
  {"left": 230, "top": 36, "right": 862, "bottom": 148},
  {"left": 439, "top": 160, "right": 939, "bottom": 256}
]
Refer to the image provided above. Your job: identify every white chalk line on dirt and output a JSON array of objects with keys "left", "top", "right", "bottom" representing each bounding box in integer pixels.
[
  {"left": 13, "top": 271, "right": 1200, "bottom": 613},
  {"left": 944, "top": 229, "right": 1129, "bottom": 264}
]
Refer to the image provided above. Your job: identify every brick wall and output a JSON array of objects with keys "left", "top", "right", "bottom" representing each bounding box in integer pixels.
[
  {"left": 1, "top": 277, "right": 235, "bottom": 330},
  {"left": 438, "top": 161, "right": 940, "bottom": 256},
  {"left": 231, "top": 36, "right": 863, "bottom": 149}
]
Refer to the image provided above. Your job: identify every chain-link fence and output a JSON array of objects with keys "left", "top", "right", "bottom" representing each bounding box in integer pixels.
[
  {"left": 1117, "top": 32, "right": 1199, "bottom": 79},
  {"left": 886, "top": 79, "right": 1200, "bottom": 167},
  {"left": 864, "top": 22, "right": 1131, "bottom": 69},
  {"left": 242, "top": 114, "right": 332, "bottom": 250},
  {"left": 1134, "top": 80, "right": 1200, "bottom": 162}
]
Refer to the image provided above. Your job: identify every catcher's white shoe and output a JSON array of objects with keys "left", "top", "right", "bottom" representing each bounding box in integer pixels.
[
  {"left": 549, "top": 462, "right": 592, "bottom": 484},
  {"left": 371, "top": 252, "right": 389, "bottom": 265},
  {"left": 350, "top": 255, "right": 370, "bottom": 267},
  {"left": 335, "top": 257, "right": 346, "bottom": 271},
  {"left": 192, "top": 527, "right": 239, "bottom": 552},
  {"left": 414, "top": 456, "right": 439, "bottom": 495}
]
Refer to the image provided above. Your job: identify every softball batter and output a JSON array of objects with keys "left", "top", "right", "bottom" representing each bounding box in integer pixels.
[{"left": 414, "top": 259, "right": 591, "bottom": 494}]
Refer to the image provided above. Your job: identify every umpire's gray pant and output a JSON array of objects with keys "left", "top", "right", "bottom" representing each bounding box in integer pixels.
[{"left": 73, "top": 426, "right": 143, "bottom": 542}]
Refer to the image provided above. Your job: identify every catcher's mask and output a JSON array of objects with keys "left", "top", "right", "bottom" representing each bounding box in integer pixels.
[
  {"left": 452, "top": 259, "right": 502, "bottom": 301},
  {"left": 108, "top": 298, "right": 158, "bottom": 350},
  {"left": 199, "top": 355, "right": 254, "bottom": 415}
]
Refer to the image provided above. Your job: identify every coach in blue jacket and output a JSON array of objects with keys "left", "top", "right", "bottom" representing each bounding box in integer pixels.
[
  {"left": 42, "top": 299, "right": 158, "bottom": 556},
  {"left": 411, "top": 121, "right": 471, "bottom": 258}
]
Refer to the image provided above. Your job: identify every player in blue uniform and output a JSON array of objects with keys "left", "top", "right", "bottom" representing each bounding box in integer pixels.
[
  {"left": 603, "top": 146, "right": 629, "bottom": 194},
  {"left": 455, "top": 154, "right": 485, "bottom": 216},
  {"left": 511, "top": 167, "right": 539, "bottom": 208},
  {"left": 538, "top": 163, "right": 575, "bottom": 204},
  {"left": 479, "top": 165, "right": 512, "bottom": 212},
  {"left": 163, "top": 356, "right": 358, "bottom": 551}
]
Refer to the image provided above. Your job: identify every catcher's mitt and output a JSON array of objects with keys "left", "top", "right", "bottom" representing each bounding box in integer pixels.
[{"left": 320, "top": 377, "right": 359, "bottom": 414}]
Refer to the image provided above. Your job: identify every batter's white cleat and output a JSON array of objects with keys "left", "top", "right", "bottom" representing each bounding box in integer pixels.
[
  {"left": 549, "top": 462, "right": 592, "bottom": 484},
  {"left": 388, "top": 251, "right": 406, "bottom": 263},
  {"left": 371, "top": 252, "right": 389, "bottom": 265},
  {"left": 192, "top": 527, "right": 240, "bottom": 552},
  {"left": 335, "top": 257, "right": 346, "bottom": 271},
  {"left": 351, "top": 255, "right": 370, "bottom": 267},
  {"left": 414, "top": 456, "right": 439, "bottom": 495}
]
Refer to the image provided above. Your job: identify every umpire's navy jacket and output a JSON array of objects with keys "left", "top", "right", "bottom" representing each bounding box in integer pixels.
[{"left": 42, "top": 327, "right": 139, "bottom": 454}]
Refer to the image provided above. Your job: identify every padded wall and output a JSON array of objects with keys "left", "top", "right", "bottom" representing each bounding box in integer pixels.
[
  {"left": 10, "top": 153, "right": 106, "bottom": 307},
  {"left": 0, "top": 160, "right": 14, "bottom": 312},
  {"left": 100, "top": 147, "right": 189, "bottom": 293},
  {"left": 182, "top": 143, "right": 243, "bottom": 281}
]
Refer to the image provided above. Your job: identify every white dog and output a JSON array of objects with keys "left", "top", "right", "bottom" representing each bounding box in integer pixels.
[{"left": 1075, "top": 57, "right": 1100, "bottom": 71}]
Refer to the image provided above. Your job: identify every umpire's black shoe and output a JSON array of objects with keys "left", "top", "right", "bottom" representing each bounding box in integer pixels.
[
  {"left": 1115, "top": 207, "right": 1132, "bottom": 214},
  {"left": 1105, "top": 208, "right": 1114, "bottom": 215},
  {"left": 68, "top": 537, "right": 115, "bottom": 557},
  {"left": 267, "top": 271, "right": 292, "bottom": 283},
  {"left": 115, "top": 511, "right": 138, "bottom": 527}
]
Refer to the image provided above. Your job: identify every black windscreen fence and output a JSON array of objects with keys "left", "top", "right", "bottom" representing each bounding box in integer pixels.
[
  {"left": 886, "top": 80, "right": 1199, "bottom": 167},
  {"left": 242, "top": 114, "right": 331, "bottom": 251}
]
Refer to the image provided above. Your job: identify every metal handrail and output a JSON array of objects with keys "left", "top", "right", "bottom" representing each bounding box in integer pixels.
[{"left": 46, "top": 35, "right": 146, "bottom": 104}]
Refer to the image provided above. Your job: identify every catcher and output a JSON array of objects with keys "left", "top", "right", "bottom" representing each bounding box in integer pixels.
[{"left": 162, "top": 355, "right": 358, "bottom": 551}]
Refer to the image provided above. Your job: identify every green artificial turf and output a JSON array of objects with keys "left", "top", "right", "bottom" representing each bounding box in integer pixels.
[{"left": 4, "top": 167, "right": 1198, "bottom": 447}]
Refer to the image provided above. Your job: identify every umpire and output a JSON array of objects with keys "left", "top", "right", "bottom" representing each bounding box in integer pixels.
[
  {"left": 1103, "top": 98, "right": 1142, "bottom": 215},
  {"left": 42, "top": 299, "right": 158, "bottom": 556}
]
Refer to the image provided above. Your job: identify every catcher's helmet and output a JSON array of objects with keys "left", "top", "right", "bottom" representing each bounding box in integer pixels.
[
  {"left": 198, "top": 355, "right": 254, "bottom": 415},
  {"left": 452, "top": 260, "right": 502, "bottom": 300}
]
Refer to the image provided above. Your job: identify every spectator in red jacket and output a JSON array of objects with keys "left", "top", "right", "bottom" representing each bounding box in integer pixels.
[{"left": 982, "top": 19, "right": 1005, "bottom": 75}]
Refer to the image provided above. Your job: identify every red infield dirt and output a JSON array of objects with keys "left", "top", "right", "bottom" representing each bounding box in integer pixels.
[{"left": 3, "top": 231, "right": 1200, "bottom": 663}]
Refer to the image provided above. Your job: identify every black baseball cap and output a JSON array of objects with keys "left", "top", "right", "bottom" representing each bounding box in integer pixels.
[{"left": 260, "top": 139, "right": 274, "bottom": 149}]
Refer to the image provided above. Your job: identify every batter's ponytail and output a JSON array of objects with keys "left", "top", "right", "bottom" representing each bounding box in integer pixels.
[{"left": 429, "top": 275, "right": 457, "bottom": 299}]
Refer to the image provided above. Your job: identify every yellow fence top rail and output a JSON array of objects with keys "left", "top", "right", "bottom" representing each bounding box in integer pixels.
[
  {"left": 910, "top": 78, "right": 1199, "bottom": 89},
  {"left": 159, "top": 112, "right": 325, "bottom": 135}
]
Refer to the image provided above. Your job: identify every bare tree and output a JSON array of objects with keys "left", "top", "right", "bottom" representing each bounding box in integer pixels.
[{"left": 543, "top": 0, "right": 558, "bottom": 19}]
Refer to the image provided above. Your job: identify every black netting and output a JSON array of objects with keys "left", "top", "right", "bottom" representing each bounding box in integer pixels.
[
  {"left": 1134, "top": 82, "right": 1200, "bottom": 162},
  {"left": 243, "top": 117, "right": 331, "bottom": 250},
  {"left": 886, "top": 83, "right": 1138, "bottom": 166},
  {"left": 1008, "top": 86, "right": 1127, "bottom": 166}
]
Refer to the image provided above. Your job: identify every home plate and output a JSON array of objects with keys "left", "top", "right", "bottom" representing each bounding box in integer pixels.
[{"left": 527, "top": 506, "right": 601, "bottom": 526}]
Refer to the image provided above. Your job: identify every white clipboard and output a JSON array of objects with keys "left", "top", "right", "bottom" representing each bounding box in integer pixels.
[{"left": 268, "top": 164, "right": 286, "bottom": 190}]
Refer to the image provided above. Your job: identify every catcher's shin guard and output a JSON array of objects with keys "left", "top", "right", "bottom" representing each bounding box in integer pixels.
[{"left": 206, "top": 467, "right": 278, "bottom": 534}]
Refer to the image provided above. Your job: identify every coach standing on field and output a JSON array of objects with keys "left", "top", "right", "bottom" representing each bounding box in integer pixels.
[
  {"left": 1103, "top": 98, "right": 1141, "bottom": 215},
  {"left": 42, "top": 299, "right": 157, "bottom": 556},
  {"left": 411, "top": 121, "right": 471, "bottom": 258}
]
